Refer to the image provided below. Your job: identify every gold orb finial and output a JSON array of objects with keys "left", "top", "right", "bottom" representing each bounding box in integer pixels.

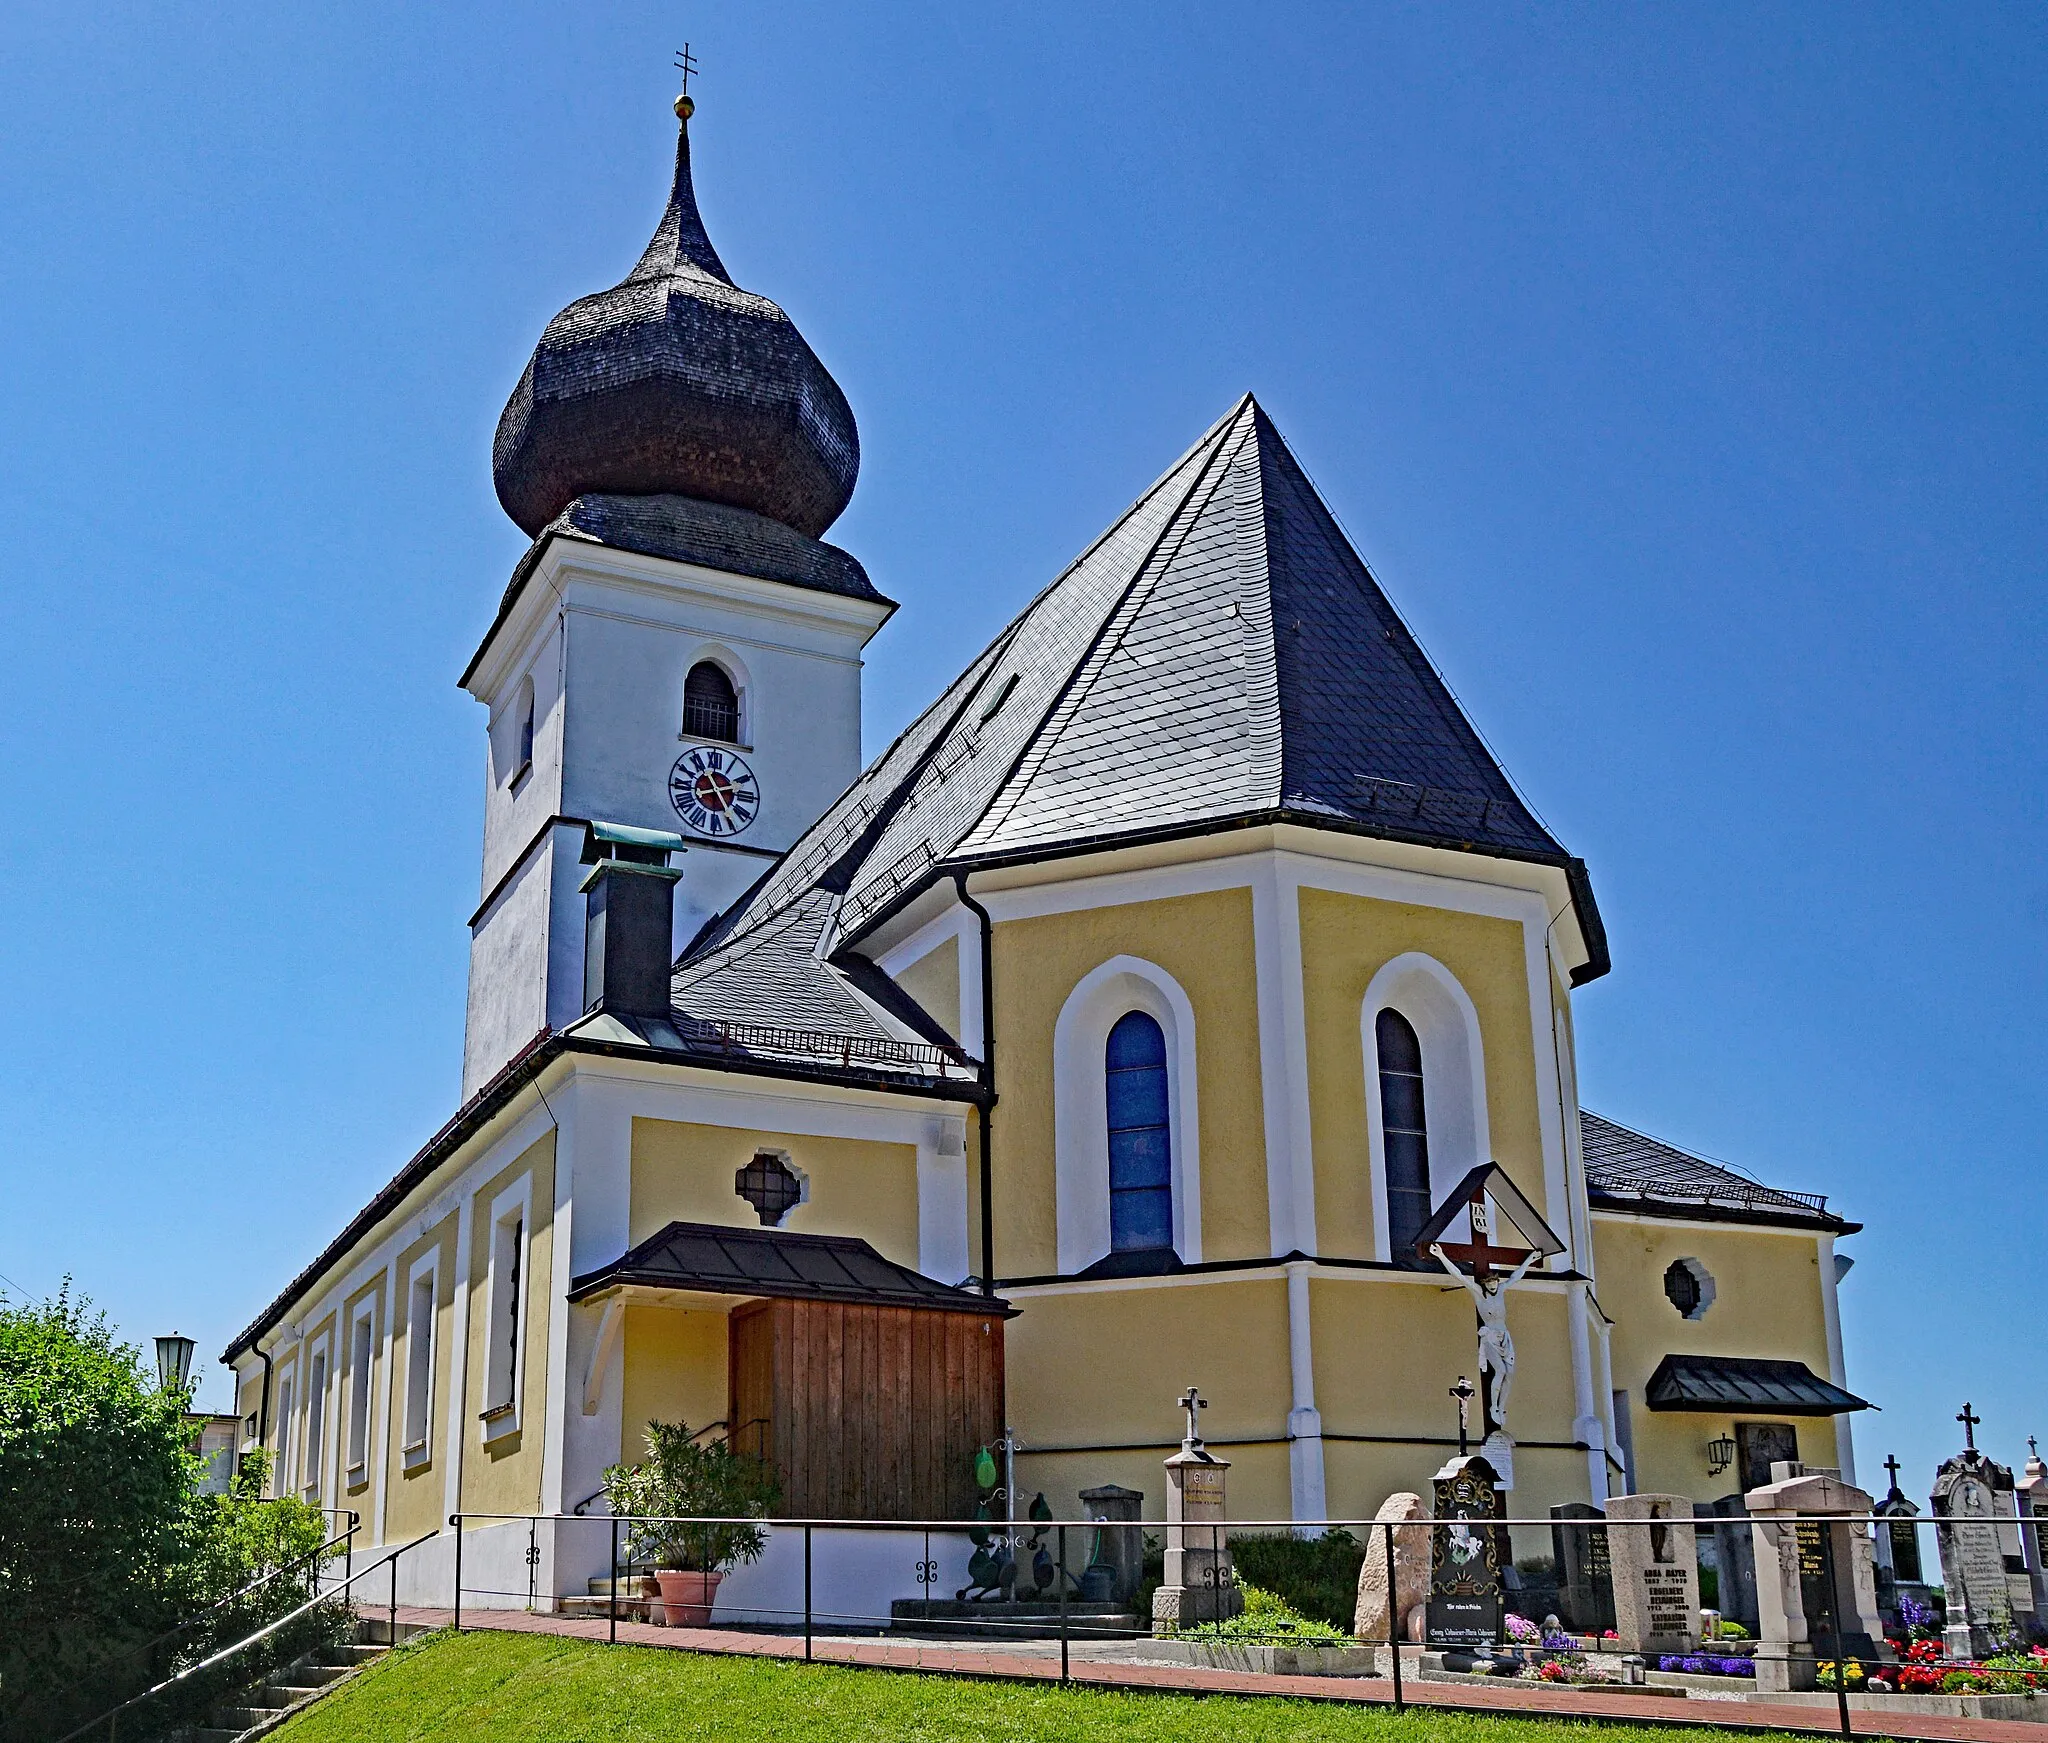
[{"left": 674, "top": 92, "right": 695, "bottom": 122}]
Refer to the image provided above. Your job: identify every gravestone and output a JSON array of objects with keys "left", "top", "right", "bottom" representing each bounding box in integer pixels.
[
  {"left": 1745, "top": 1466, "right": 1888, "bottom": 1693},
  {"left": 1354, "top": 1491, "right": 1431, "bottom": 1653},
  {"left": 1426, "top": 1455, "right": 1504, "bottom": 1649},
  {"left": 1079, "top": 1483, "right": 1145, "bottom": 1607},
  {"left": 1870, "top": 1456, "right": 1927, "bottom": 1631},
  {"left": 1932, "top": 1447, "right": 2030, "bottom": 1655},
  {"left": 1704, "top": 1494, "right": 1761, "bottom": 1630},
  {"left": 1606, "top": 1494, "right": 1698, "bottom": 1656},
  {"left": 1549, "top": 1502, "right": 1615, "bottom": 1634},
  {"left": 2019, "top": 1445, "right": 2048, "bottom": 1627},
  {"left": 1151, "top": 1390, "right": 1241, "bottom": 1631}
]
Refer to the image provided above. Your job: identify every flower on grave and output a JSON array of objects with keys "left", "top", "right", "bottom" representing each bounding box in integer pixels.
[
  {"left": 1540, "top": 1630, "right": 1574, "bottom": 1650},
  {"left": 1536, "top": 1659, "right": 1571, "bottom": 1683},
  {"left": 1504, "top": 1614, "right": 1542, "bottom": 1644}
]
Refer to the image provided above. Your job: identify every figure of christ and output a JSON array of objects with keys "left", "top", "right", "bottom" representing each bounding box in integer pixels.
[{"left": 1430, "top": 1243, "right": 1538, "bottom": 1434}]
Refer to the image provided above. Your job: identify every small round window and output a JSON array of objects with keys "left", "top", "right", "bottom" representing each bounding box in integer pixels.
[{"left": 1663, "top": 1257, "right": 1716, "bottom": 1320}]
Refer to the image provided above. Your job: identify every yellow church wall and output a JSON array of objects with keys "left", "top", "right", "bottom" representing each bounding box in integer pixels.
[
  {"left": 1594, "top": 1215, "right": 1840, "bottom": 1501},
  {"left": 382, "top": 1210, "right": 460, "bottom": 1544},
  {"left": 630, "top": 1119, "right": 920, "bottom": 1268},
  {"left": 990, "top": 888, "right": 1267, "bottom": 1275},
  {"left": 619, "top": 1302, "right": 731, "bottom": 1463},
  {"left": 457, "top": 1132, "right": 556, "bottom": 1522},
  {"left": 1005, "top": 1279, "right": 1293, "bottom": 1520},
  {"left": 1298, "top": 888, "right": 1547, "bottom": 1263},
  {"left": 893, "top": 937, "right": 962, "bottom": 1041}
]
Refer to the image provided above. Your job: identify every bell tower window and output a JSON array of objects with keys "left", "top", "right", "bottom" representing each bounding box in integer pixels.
[{"left": 683, "top": 661, "right": 741, "bottom": 743}]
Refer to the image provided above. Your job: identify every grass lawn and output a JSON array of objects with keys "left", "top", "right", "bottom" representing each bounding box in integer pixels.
[{"left": 272, "top": 1628, "right": 1820, "bottom": 1743}]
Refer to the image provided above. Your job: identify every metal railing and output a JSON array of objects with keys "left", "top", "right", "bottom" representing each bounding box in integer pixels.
[{"left": 435, "top": 1507, "right": 2027, "bottom": 1738}]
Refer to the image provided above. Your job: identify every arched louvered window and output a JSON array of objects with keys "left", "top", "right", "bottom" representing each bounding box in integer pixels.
[
  {"left": 1106, "top": 1011, "right": 1173, "bottom": 1253},
  {"left": 683, "top": 661, "right": 740, "bottom": 743},
  {"left": 1377, "top": 1008, "right": 1432, "bottom": 1264}
]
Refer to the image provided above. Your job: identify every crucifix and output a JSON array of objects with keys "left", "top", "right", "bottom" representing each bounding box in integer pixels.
[
  {"left": 1449, "top": 1375, "right": 1476, "bottom": 1457},
  {"left": 1883, "top": 1453, "right": 1904, "bottom": 1496},
  {"left": 1179, "top": 1385, "right": 1207, "bottom": 1452},
  {"left": 1431, "top": 1194, "right": 1538, "bottom": 1438},
  {"left": 1959, "top": 1401, "right": 1981, "bottom": 1451}
]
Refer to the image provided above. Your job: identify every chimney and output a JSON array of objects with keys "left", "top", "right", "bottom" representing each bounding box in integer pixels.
[{"left": 580, "top": 822, "right": 686, "bottom": 1019}]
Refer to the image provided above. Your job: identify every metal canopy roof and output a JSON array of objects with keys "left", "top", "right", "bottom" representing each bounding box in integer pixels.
[
  {"left": 1643, "top": 1353, "right": 1871, "bottom": 1416},
  {"left": 568, "top": 1219, "right": 1013, "bottom": 1317}
]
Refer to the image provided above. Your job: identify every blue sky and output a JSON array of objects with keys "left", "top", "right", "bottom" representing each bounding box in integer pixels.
[{"left": 2, "top": 2, "right": 2041, "bottom": 1500}]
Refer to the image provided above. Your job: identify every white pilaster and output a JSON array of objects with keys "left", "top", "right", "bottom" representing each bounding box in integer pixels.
[{"left": 1284, "top": 1260, "right": 1328, "bottom": 1530}]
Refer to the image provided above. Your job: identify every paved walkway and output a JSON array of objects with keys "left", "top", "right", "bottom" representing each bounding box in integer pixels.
[{"left": 381, "top": 1605, "right": 2041, "bottom": 1742}]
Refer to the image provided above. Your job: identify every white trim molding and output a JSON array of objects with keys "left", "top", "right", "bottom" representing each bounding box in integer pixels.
[
  {"left": 1052, "top": 955, "right": 1203, "bottom": 1275},
  {"left": 1359, "top": 952, "right": 1491, "bottom": 1263}
]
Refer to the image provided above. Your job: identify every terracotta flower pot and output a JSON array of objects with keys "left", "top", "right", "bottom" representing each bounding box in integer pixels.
[{"left": 654, "top": 1568, "right": 723, "bottom": 1627}]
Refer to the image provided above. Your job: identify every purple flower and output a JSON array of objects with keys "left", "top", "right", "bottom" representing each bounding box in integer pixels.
[{"left": 1658, "top": 1656, "right": 1684, "bottom": 1672}]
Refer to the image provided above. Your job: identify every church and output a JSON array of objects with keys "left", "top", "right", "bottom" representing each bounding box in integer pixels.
[{"left": 222, "top": 92, "right": 1867, "bottom": 1610}]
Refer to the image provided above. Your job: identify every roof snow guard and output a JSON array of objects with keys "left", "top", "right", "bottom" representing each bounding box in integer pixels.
[
  {"left": 1581, "top": 1113, "right": 1855, "bottom": 1232},
  {"left": 677, "top": 395, "right": 1608, "bottom": 1020},
  {"left": 569, "top": 1220, "right": 1011, "bottom": 1316}
]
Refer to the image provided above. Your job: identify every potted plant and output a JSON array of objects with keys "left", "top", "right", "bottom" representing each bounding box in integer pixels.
[{"left": 602, "top": 1419, "right": 780, "bottom": 1626}]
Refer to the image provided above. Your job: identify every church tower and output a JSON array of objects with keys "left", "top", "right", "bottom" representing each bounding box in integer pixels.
[{"left": 458, "top": 93, "right": 893, "bottom": 1096}]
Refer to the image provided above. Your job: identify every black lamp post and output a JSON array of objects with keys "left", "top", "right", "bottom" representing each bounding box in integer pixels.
[{"left": 155, "top": 1333, "right": 196, "bottom": 1395}]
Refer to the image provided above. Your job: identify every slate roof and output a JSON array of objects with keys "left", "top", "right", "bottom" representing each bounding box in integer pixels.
[
  {"left": 568, "top": 1219, "right": 1011, "bottom": 1316},
  {"left": 1581, "top": 1112, "right": 1855, "bottom": 1232},
  {"left": 661, "top": 395, "right": 1606, "bottom": 1060},
  {"left": 1643, "top": 1353, "right": 1870, "bottom": 1415},
  {"left": 493, "top": 108, "right": 860, "bottom": 542}
]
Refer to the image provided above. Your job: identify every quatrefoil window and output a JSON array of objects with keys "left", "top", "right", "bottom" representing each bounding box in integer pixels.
[{"left": 736, "top": 1151, "right": 803, "bottom": 1226}]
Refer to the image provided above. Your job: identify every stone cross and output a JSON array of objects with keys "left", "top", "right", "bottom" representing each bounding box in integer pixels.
[
  {"left": 1959, "top": 1401, "right": 1981, "bottom": 1450},
  {"left": 1179, "top": 1386, "right": 1206, "bottom": 1450},
  {"left": 1883, "top": 1453, "right": 1903, "bottom": 1494}
]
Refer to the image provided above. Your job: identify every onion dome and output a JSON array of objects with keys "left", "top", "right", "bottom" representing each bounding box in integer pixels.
[{"left": 493, "top": 97, "right": 859, "bottom": 541}]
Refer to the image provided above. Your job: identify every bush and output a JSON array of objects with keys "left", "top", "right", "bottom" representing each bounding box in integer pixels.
[
  {"left": 603, "top": 1419, "right": 780, "bottom": 1573},
  {"left": 0, "top": 1287, "right": 343, "bottom": 1743},
  {"left": 1226, "top": 1529, "right": 1363, "bottom": 1632},
  {"left": 1164, "top": 1582, "right": 1347, "bottom": 1643}
]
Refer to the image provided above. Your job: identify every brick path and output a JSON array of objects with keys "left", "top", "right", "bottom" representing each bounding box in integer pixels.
[{"left": 380, "top": 1605, "right": 2042, "bottom": 1742}]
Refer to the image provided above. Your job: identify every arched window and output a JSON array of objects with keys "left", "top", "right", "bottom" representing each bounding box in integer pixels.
[
  {"left": 683, "top": 661, "right": 740, "bottom": 743},
  {"left": 1376, "top": 1008, "right": 1432, "bottom": 1264},
  {"left": 1106, "top": 1011, "right": 1173, "bottom": 1253}
]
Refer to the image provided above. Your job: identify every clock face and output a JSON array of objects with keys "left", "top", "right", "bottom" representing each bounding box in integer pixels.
[{"left": 669, "top": 747, "right": 761, "bottom": 837}]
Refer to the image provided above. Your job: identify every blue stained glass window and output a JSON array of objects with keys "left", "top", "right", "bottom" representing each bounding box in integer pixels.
[
  {"left": 1106, "top": 1011, "right": 1174, "bottom": 1253},
  {"left": 1376, "top": 1008, "right": 1432, "bottom": 1265}
]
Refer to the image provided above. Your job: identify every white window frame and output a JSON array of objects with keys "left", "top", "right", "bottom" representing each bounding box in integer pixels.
[
  {"left": 1360, "top": 952, "right": 1492, "bottom": 1263},
  {"left": 402, "top": 1252, "right": 438, "bottom": 1468},
  {"left": 479, "top": 1174, "right": 532, "bottom": 1441},
  {"left": 301, "top": 1336, "right": 330, "bottom": 1501},
  {"left": 1052, "top": 955, "right": 1202, "bottom": 1274},
  {"left": 345, "top": 1302, "right": 376, "bottom": 1485}
]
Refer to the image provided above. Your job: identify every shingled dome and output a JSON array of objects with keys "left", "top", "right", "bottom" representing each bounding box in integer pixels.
[{"left": 492, "top": 101, "right": 859, "bottom": 541}]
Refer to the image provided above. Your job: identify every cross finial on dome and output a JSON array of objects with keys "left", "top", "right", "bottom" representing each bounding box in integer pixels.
[{"left": 674, "top": 43, "right": 698, "bottom": 120}]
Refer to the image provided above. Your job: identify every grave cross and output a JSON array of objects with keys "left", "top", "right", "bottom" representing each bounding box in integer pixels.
[
  {"left": 1959, "top": 1401, "right": 1981, "bottom": 1451},
  {"left": 1449, "top": 1375, "right": 1476, "bottom": 1457},
  {"left": 1179, "top": 1386, "right": 1207, "bottom": 1449},
  {"left": 1883, "top": 1453, "right": 1904, "bottom": 1494}
]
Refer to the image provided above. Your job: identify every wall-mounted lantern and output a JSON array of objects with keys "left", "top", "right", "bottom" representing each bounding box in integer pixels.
[{"left": 1706, "top": 1434, "right": 1736, "bottom": 1479}]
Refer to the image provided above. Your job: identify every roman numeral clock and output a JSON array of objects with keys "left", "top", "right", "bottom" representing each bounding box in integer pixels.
[{"left": 668, "top": 747, "right": 761, "bottom": 837}]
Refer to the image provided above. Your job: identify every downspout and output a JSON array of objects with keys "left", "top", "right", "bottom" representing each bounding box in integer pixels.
[
  {"left": 954, "top": 873, "right": 997, "bottom": 1297},
  {"left": 252, "top": 1344, "right": 274, "bottom": 1475}
]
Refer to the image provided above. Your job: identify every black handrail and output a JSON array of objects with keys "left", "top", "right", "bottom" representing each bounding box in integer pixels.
[
  {"left": 121, "top": 1516, "right": 360, "bottom": 1662},
  {"left": 52, "top": 1530, "right": 438, "bottom": 1743}
]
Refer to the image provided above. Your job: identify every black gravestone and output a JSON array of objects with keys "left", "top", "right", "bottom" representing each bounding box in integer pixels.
[
  {"left": 1707, "top": 1495, "right": 1760, "bottom": 1629},
  {"left": 1550, "top": 1503, "right": 1615, "bottom": 1634},
  {"left": 1429, "top": 1456, "right": 1504, "bottom": 1649}
]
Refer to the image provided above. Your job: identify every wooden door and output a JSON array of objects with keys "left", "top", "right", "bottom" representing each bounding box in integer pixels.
[{"left": 728, "top": 1298, "right": 1002, "bottom": 1520}]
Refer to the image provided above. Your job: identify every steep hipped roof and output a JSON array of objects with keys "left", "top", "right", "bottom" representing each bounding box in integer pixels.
[
  {"left": 675, "top": 394, "right": 1605, "bottom": 1023},
  {"left": 1581, "top": 1111, "right": 1856, "bottom": 1232}
]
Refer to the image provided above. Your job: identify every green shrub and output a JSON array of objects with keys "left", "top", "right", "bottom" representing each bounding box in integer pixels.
[
  {"left": 1226, "top": 1530, "right": 1363, "bottom": 1632},
  {"left": 603, "top": 1419, "right": 780, "bottom": 1573}
]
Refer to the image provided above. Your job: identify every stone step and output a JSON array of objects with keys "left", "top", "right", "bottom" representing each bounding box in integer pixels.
[
  {"left": 323, "top": 1643, "right": 390, "bottom": 1665},
  {"left": 560, "top": 1593, "right": 656, "bottom": 1622},
  {"left": 192, "top": 1730, "right": 246, "bottom": 1743},
  {"left": 214, "top": 1706, "right": 289, "bottom": 1729}
]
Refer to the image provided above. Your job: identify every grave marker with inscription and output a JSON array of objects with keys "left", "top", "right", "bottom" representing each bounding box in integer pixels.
[
  {"left": 1427, "top": 1455, "right": 1504, "bottom": 1649},
  {"left": 1606, "top": 1493, "right": 1698, "bottom": 1656},
  {"left": 1151, "top": 1388, "right": 1243, "bottom": 1631}
]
